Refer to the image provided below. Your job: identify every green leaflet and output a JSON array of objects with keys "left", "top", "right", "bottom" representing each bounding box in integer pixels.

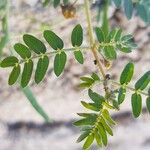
[
  {"left": 8, "top": 65, "right": 21, "bottom": 85},
  {"left": 123, "top": 0, "right": 133, "bottom": 19},
  {"left": 14, "top": 43, "right": 31, "bottom": 59},
  {"left": 100, "top": 117, "right": 113, "bottom": 136},
  {"left": 44, "top": 30, "right": 64, "bottom": 50},
  {"left": 95, "top": 27, "right": 105, "bottom": 43},
  {"left": 71, "top": 24, "right": 83, "bottom": 47},
  {"left": 91, "top": 73, "right": 100, "bottom": 81},
  {"left": 23, "top": 34, "right": 46, "bottom": 54},
  {"left": 102, "top": 109, "right": 116, "bottom": 125},
  {"left": 74, "top": 50, "right": 84, "bottom": 64},
  {"left": 113, "top": 100, "right": 119, "bottom": 110},
  {"left": 80, "top": 77, "right": 94, "bottom": 84},
  {"left": 120, "top": 62, "right": 134, "bottom": 85},
  {"left": 63, "top": 0, "right": 69, "bottom": 5},
  {"left": 73, "top": 117, "right": 96, "bottom": 126},
  {"left": 79, "top": 82, "right": 92, "bottom": 89},
  {"left": 42, "top": 0, "right": 51, "bottom": 7},
  {"left": 77, "top": 131, "right": 90, "bottom": 143},
  {"left": 53, "top": 0, "right": 60, "bottom": 8},
  {"left": 83, "top": 133, "right": 94, "bottom": 150},
  {"left": 21, "top": 86, "right": 51, "bottom": 123},
  {"left": 35, "top": 55, "right": 49, "bottom": 84},
  {"left": 88, "top": 89, "right": 105, "bottom": 104},
  {"left": 77, "top": 113, "right": 97, "bottom": 118},
  {"left": 103, "top": 46, "right": 117, "bottom": 60},
  {"left": 54, "top": 51, "right": 67, "bottom": 76},
  {"left": 21, "top": 59, "right": 33, "bottom": 88},
  {"left": 81, "top": 101, "right": 100, "bottom": 112},
  {"left": 118, "top": 87, "right": 126, "bottom": 104},
  {"left": 113, "top": 0, "right": 122, "bottom": 7},
  {"left": 115, "top": 29, "right": 122, "bottom": 41},
  {"left": 107, "top": 29, "right": 117, "bottom": 42},
  {"left": 98, "top": 123, "right": 108, "bottom": 146},
  {"left": 0, "top": 56, "right": 18, "bottom": 67},
  {"left": 146, "top": 97, "right": 150, "bottom": 113},
  {"left": 131, "top": 93, "right": 142, "bottom": 118},
  {"left": 95, "top": 132, "right": 102, "bottom": 147},
  {"left": 135, "top": 71, "right": 150, "bottom": 90},
  {"left": 137, "top": 3, "right": 148, "bottom": 23}
]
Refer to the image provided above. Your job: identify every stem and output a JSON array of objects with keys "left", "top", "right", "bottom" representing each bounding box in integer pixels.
[
  {"left": 84, "top": 0, "right": 105, "bottom": 79},
  {"left": 102, "top": 0, "right": 109, "bottom": 35},
  {"left": 0, "top": 0, "right": 9, "bottom": 56},
  {"left": 18, "top": 46, "right": 89, "bottom": 65},
  {"left": 111, "top": 80, "right": 149, "bottom": 97}
]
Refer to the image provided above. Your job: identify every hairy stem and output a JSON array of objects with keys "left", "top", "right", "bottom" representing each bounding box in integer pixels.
[{"left": 84, "top": 0, "right": 106, "bottom": 79}]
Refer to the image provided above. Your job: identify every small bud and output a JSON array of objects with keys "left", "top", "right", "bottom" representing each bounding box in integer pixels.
[
  {"left": 94, "top": 60, "right": 97, "bottom": 65},
  {"left": 105, "top": 74, "right": 111, "bottom": 80}
]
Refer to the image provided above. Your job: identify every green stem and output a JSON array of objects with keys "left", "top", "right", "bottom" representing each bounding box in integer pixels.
[
  {"left": 22, "top": 86, "right": 52, "bottom": 123},
  {"left": 102, "top": 0, "right": 109, "bottom": 35},
  {"left": 111, "top": 80, "right": 149, "bottom": 96},
  {"left": 84, "top": 0, "right": 106, "bottom": 79},
  {"left": 17, "top": 46, "right": 89, "bottom": 65},
  {"left": 0, "top": 0, "right": 9, "bottom": 56}
]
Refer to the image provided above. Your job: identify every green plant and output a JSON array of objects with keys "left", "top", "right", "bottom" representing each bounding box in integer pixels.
[
  {"left": 0, "top": 0, "right": 150, "bottom": 149},
  {"left": 0, "top": 0, "right": 51, "bottom": 122}
]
